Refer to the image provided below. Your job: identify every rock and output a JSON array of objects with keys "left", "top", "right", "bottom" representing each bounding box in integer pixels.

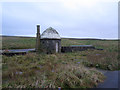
[
  {"left": 107, "top": 65, "right": 113, "bottom": 70},
  {"left": 96, "top": 64, "right": 99, "bottom": 68}
]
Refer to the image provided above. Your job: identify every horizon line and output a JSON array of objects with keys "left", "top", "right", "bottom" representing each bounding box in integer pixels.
[{"left": 0, "top": 34, "right": 119, "bottom": 40}]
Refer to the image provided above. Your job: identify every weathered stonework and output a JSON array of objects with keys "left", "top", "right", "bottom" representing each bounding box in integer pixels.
[
  {"left": 35, "top": 25, "right": 95, "bottom": 54},
  {"left": 40, "top": 39, "right": 61, "bottom": 54},
  {"left": 61, "top": 45, "right": 95, "bottom": 53},
  {"left": 38, "top": 27, "right": 61, "bottom": 54},
  {"left": 41, "top": 27, "right": 60, "bottom": 39},
  {"left": 36, "top": 25, "right": 41, "bottom": 52}
]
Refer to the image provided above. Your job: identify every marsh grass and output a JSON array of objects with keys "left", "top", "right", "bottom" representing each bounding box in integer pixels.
[
  {"left": 2, "top": 53, "right": 104, "bottom": 88},
  {"left": 2, "top": 36, "right": 118, "bottom": 88},
  {"left": 81, "top": 50, "right": 118, "bottom": 70},
  {"left": 62, "top": 39, "right": 119, "bottom": 70},
  {"left": 77, "top": 40, "right": 119, "bottom": 70}
]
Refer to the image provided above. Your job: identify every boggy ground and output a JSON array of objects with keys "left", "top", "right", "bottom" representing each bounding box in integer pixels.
[
  {"left": 1, "top": 36, "right": 119, "bottom": 88},
  {"left": 2, "top": 53, "right": 105, "bottom": 88}
]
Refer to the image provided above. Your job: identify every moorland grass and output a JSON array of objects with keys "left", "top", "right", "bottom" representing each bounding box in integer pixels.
[
  {"left": 1, "top": 36, "right": 36, "bottom": 50},
  {"left": 2, "top": 36, "right": 119, "bottom": 88},
  {"left": 80, "top": 50, "right": 119, "bottom": 70},
  {"left": 1, "top": 36, "right": 118, "bottom": 50},
  {"left": 62, "top": 38, "right": 119, "bottom": 70},
  {"left": 2, "top": 36, "right": 119, "bottom": 70},
  {"left": 2, "top": 53, "right": 105, "bottom": 88}
]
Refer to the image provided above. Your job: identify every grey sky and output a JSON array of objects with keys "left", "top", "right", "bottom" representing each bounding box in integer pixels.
[{"left": 1, "top": 0, "right": 118, "bottom": 39}]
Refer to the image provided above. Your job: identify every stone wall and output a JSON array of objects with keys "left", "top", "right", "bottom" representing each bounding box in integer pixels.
[
  {"left": 40, "top": 39, "right": 61, "bottom": 54},
  {"left": 61, "top": 45, "right": 95, "bottom": 53}
]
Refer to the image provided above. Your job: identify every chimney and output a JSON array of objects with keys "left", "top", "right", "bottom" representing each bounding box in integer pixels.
[
  {"left": 37, "top": 25, "right": 40, "bottom": 34},
  {"left": 36, "top": 25, "right": 40, "bottom": 52}
]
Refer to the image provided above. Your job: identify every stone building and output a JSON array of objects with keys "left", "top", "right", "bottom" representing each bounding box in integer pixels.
[
  {"left": 36, "top": 25, "right": 61, "bottom": 54},
  {"left": 36, "top": 25, "right": 95, "bottom": 54}
]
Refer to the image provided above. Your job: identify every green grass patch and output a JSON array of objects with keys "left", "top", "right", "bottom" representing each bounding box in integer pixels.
[{"left": 1, "top": 36, "right": 36, "bottom": 49}]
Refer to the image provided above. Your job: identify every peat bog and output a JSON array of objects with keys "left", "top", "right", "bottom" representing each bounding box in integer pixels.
[{"left": 1, "top": 36, "right": 119, "bottom": 88}]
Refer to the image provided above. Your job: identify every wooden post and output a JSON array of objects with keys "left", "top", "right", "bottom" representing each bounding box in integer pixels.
[{"left": 36, "top": 25, "right": 40, "bottom": 52}]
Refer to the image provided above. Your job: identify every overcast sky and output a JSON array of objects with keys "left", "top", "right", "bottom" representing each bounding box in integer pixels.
[{"left": 1, "top": 0, "right": 119, "bottom": 39}]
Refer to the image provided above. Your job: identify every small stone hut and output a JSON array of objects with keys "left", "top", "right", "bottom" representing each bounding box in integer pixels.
[
  {"left": 36, "top": 25, "right": 95, "bottom": 54},
  {"left": 41, "top": 27, "right": 61, "bottom": 54},
  {"left": 36, "top": 25, "right": 61, "bottom": 54}
]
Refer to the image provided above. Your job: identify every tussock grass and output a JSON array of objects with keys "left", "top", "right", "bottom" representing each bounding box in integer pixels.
[
  {"left": 2, "top": 53, "right": 104, "bottom": 88},
  {"left": 2, "top": 36, "right": 118, "bottom": 88},
  {"left": 62, "top": 38, "right": 119, "bottom": 70},
  {"left": 81, "top": 50, "right": 118, "bottom": 70}
]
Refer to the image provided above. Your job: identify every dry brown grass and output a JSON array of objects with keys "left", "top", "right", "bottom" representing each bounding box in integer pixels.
[
  {"left": 2, "top": 36, "right": 118, "bottom": 88},
  {"left": 80, "top": 49, "right": 118, "bottom": 70},
  {"left": 2, "top": 53, "right": 105, "bottom": 88}
]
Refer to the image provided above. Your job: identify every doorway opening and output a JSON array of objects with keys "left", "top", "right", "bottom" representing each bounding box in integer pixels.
[{"left": 56, "top": 42, "right": 58, "bottom": 53}]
